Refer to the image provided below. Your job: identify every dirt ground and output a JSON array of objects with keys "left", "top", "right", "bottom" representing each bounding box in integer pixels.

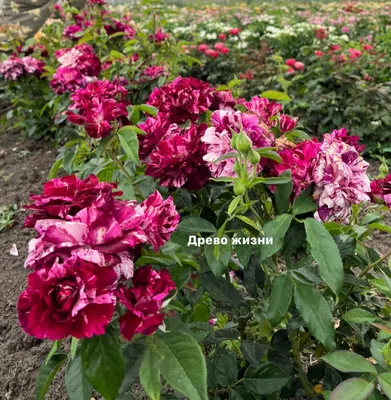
[{"left": 0, "top": 128, "right": 390, "bottom": 400}]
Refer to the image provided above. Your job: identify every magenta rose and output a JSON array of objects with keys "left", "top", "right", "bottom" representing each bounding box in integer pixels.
[
  {"left": 147, "top": 76, "right": 214, "bottom": 124},
  {"left": 140, "top": 191, "right": 180, "bottom": 251},
  {"left": 118, "top": 266, "right": 176, "bottom": 341},
  {"left": 24, "top": 174, "right": 120, "bottom": 227},
  {"left": 239, "top": 96, "right": 282, "bottom": 127},
  {"left": 17, "top": 256, "right": 117, "bottom": 340},
  {"left": 145, "top": 123, "right": 211, "bottom": 190},
  {"left": 370, "top": 174, "right": 391, "bottom": 209},
  {"left": 279, "top": 114, "right": 298, "bottom": 133},
  {"left": 50, "top": 67, "right": 87, "bottom": 95}
]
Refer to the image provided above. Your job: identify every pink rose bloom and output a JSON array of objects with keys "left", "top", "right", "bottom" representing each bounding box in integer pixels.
[
  {"left": 210, "top": 90, "right": 236, "bottom": 110},
  {"left": 141, "top": 66, "right": 165, "bottom": 80},
  {"left": 118, "top": 266, "right": 176, "bottom": 341},
  {"left": 104, "top": 19, "right": 136, "bottom": 39},
  {"left": 347, "top": 48, "right": 362, "bottom": 60},
  {"left": 202, "top": 110, "right": 275, "bottom": 178},
  {"left": 330, "top": 128, "right": 365, "bottom": 153},
  {"left": 140, "top": 191, "right": 180, "bottom": 252},
  {"left": 24, "top": 174, "right": 120, "bottom": 227},
  {"left": 147, "top": 76, "right": 214, "bottom": 124},
  {"left": 66, "top": 80, "right": 129, "bottom": 138},
  {"left": 198, "top": 44, "right": 208, "bottom": 52},
  {"left": 149, "top": 29, "right": 169, "bottom": 43},
  {"left": 145, "top": 123, "right": 211, "bottom": 190},
  {"left": 239, "top": 96, "right": 282, "bottom": 126},
  {"left": 18, "top": 256, "right": 117, "bottom": 340},
  {"left": 370, "top": 174, "right": 391, "bottom": 209},
  {"left": 285, "top": 58, "right": 296, "bottom": 67},
  {"left": 313, "top": 132, "right": 370, "bottom": 223},
  {"left": 315, "top": 50, "right": 324, "bottom": 57},
  {"left": 294, "top": 61, "right": 305, "bottom": 71},
  {"left": 341, "top": 26, "right": 350, "bottom": 33},
  {"left": 330, "top": 44, "right": 341, "bottom": 51},
  {"left": 275, "top": 139, "right": 320, "bottom": 197},
  {"left": 363, "top": 44, "right": 373, "bottom": 51},
  {"left": 63, "top": 25, "right": 83, "bottom": 40},
  {"left": 214, "top": 42, "right": 225, "bottom": 50},
  {"left": 50, "top": 67, "right": 87, "bottom": 95},
  {"left": 0, "top": 56, "right": 44, "bottom": 80},
  {"left": 229, "top": 28, "right": 241, "bottom": 35},
  {"left": 279, "top": 115, "right": 298, "bottom": 133}
]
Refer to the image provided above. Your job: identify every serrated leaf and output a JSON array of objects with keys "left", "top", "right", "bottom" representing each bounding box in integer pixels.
[
  {"left": 292, "top": 186, "right": 317, "bottom": 215},
  {"left": 294, "top": 281, "right": 336, "bottom": 350},
  {"left": 330, "top": 378, "right": 374, "bottom": 400},
  {"left": 118, "top": 126, "right": 140, "bottom": 165},
  {"left": 378, "top": 373, "right": 391, "bottom": 399},
  {"left": 177, "top": 217, "right": 216, "bottom": 234},
  {"left": 65, "top": 354, "right": 93, "bottom": 400},
  {"left": 265, "top": 274, "right": 293, "bottom": 326},
  {"left": 204, "top": 234, "right": 232, "bottom": 276},
  {"left": 260, "top": 91, "right": 291, "bottom": 102},
  {"left": 140, "top": 344, "right": 163, "bottom": 400},
  {"left": 321, "top": 351, "right": 377, "bottom": 374},
  {"left": 156, "top": 331, "right": 207, "bottom": 400},
  {"left": 343, "top": 308, "right": 377, "bottom": 324},
  {"left": 304, "top": 218, "right": 344, "bottom": 294}
]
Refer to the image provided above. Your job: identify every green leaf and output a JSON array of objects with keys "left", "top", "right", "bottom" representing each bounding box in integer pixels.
[
  {"left": 137, "top": 104, "right": 158, "bottom": 116},
  {"left": 155, "top": 331, "right": 207, "bottom": 400},
  {"left": 117, "top": 126, "right": 140, "bottom": 165},
  {"left": 243, "top": 362, "right": 290, "bottom": 395},
  {"left": 260, "top": 91, "right": 291, "bottom": 102},
  {"left": 370, "top": 340, "right": 388, "bottom": 370},
  {"left": 65, "top": 354, "right": 93, "bottom": 400},
  {"left": 304, "top": 218, "right": 344, "bottom": 294},
  {"left": 212, "top": 347, "right": 238, "bottom": 387},
  {"left": 343, "top": 308, "right": 377, "bottom": 324},
  {"left": 35, "top": 353, "right": 67, "bottom": 400},
  {"left": 70, "top": 338, "right": 78, "bottom": 360},
  {"left": 259, "top": 214, "right": 293, "bottom": 261},
  {"left": 45, "top": 341, "right": 60, "bottom": 365},
  {"left": 292, "top": 186, "right": 317, "bottom": 215},
  {"left": 330, "top": 378, "right": 374, "bottom": 400},
  {"left": 237, "top": 215, "right": 260, "bottom": 232},
  {"left": 252, "top": 176, "right": 292, "bottom": 185},
  {"left": 200, "top": 272, "right": 242, "bottom": 309},
  {"left": 321, "top": 351, "right": 377, "bottom": 374},
  {"left": 378, "top": 373, "right": 391, "bottom": 399},
  {"left": 240, "top": 341, "right": 268, "bottom": 365},
  {"left": 204, "top": 234, "right": 232, "bottom": 276},
  {"left": 81, "top": 327, "right": 125, "bottom": 400},
  {"left": 294, "top": 281, "right": 336, "bottom": 350},
  {"left": 265, "top": 274, "right": 293, "bottom": 326},
  {"left": 117, "top": 341, "right": 146, "bottom": 399},
  {"left": 228, "top": 196, "right": 242, "bottom": 216},
  {"left": 177, "top": 217, "right": 216, "bottom": 234},
  {"left": 274, "top": 170, "right": 292, "bottom": 215},
  {"left": 48, "top": 159, "right": 62, "bottom": 179},
  {"left": 140, "top": 344, "right": 163, "bottom": 400},
  {"left": 255, "top": 149, "right": 282, "bottom": 163}
]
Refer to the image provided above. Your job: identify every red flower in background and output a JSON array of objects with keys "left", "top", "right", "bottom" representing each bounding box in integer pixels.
[
  {"left": 118, "top": 266, "right": 176, "bottom": 341},
  {"left": 370, "top": 175, "right": 391, "bottom": 209},
  {"left": 229, "top": 28, "right": 241, "bottom": 35},
  {"left": 147, "top": 76, "right": 214, "bottom": 124},
  {"left": 18, "top": 256, "right": 117, "bottom": 340}
]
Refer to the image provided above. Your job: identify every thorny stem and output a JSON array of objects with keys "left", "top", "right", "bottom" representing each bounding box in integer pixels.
[
  {"left": 289, "top": 331, "right": 317, "bottom": 399},
  {"left": 358, "top": 248, "right": 391, "bottom": 278}
]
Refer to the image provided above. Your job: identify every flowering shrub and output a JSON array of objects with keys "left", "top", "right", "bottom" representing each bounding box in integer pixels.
[{"left": 1, "top": 1, "right": 391, "bottom": 400}]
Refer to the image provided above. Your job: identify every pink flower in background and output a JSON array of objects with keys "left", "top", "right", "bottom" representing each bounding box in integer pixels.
[
  {"left": 146, "top": 123, "right": 211, "bottom": 190},
  {"left": 239, "top": 96, "right": 282, "bottom": 126},
  {"left": 313, "top": 133, "right": 370, "bottom": 223},
  {"left": 118, "top": 266, "right": 176, "bottom": 341},
  {"left": 49, "top": 67, "right": 86, "bottom": 95},
  {"left": 24, "top": 174, "right": 120, "bottom": 227},
  {"left": 229, "top": 28, "right": 241, "bottom": 35},
  {"left": 147, "top": 76, "right": 214, "bottom": 124},
  {"left": 88, "top": 0, "right": 106, "bottom": 5},
  {"left": 141, "top": 66, "right": 165, "bottom": 80},
  {"left": 285, "top": 58, "right": 296, "bottom": 67},
  {"left": 66, "top": 80, "right": 129, "bottom": 138},
  {"left": 315, "top": 50, "right": 324, "bottom": 57},
  {"left": 347, "top": 48, "right": 362, "bottom": 60},
  {"left": 363, "top": 43, "right": 373, "bottom": 51},
  {"left": 149, "top": 29, "right": 169, "bottom": 43},
  {"left": 294, "top": 61, "right": 305, "bottom": 71},
  {"left": 330, "top": 44, "right": 341, "bottom": 51},
  {"left": 341, "top": 26, "right": 350, "bottom": 33},
  {"left": 104, "top": 19, "right": 136, "bottom": 39},
  {"left": 218, "top": 33, "right": 227, "bottom": 40},
  {"left": 18, "top": 256, "right": 117, "bottom": 340},
  {"left": 140, "top": 192, "right": 180, "bottom": 252},
  {"left": 330, "top": 128, "right": 365, "bottom": 153},
  {"left": 63, "top": 25, "right": 83, "bottom": 40},
  {"left": 0, "top": 56, "right": 45, "bottom": 80},
  {"left": 211, "top": 90, "right": 236, "bottom": 110},
  {"left": 198, "top": 44, "right": 208, "bottom": 52}
]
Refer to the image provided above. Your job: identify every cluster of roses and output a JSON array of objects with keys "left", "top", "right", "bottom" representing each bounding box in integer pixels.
[
  {"left": 0, "top": 56, "right": 45, "bottom": 81},
  {"left": 18, "top": 174, "right": 179, "bottom": 341},
  {"left": 314, "top": 43, "right": 373, "bottom": 62},
  {"left": 50, "top": 44, "right": 101, "bottom": 95},
  {"left": 285, "top": 58, "right": 305, "bottom": 75},
  {"left": 66, "top": 79, "right": 130, "bottom": 138},
  {"left": 197, "top": 42, "right": 230, "bottom": 58}
]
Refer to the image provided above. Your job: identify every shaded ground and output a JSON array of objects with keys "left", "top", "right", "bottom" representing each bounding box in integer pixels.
[
  {"left": 0, "top": 128, "right": 390, "bottom": 400},
  {"left": 0, "top": 130, "right": 68, "bottom": 400}
]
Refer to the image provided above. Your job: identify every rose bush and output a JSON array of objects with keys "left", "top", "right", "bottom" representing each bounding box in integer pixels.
[{"left": 1, "top": 1, "right": 391, "bottom": 400}]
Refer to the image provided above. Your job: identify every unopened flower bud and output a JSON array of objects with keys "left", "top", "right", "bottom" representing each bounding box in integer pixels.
[
  {"left": 248, "top": 149, "right": 261, "bottom": 165},
  {"left": 233, "top": 181, "right": 246, "bottom": 196},
  {"left": 379, "top": 160, "right": 389, "bottom": 178},
  {"left": 233, "top": 160, "right": 241, "bottom": 174},
  {"left": 236, "top": 132, "right": 252, "bottom": 155}
]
